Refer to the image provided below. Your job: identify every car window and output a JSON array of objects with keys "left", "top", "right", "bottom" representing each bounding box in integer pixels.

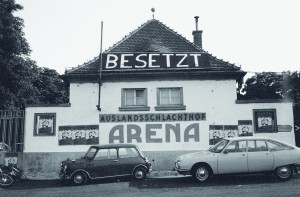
[
  {"left": 85, "top": 147, "right": 97, "bottom": 158},
  {"left": 209, "top": 139, "right": 229, "bottom": 153},
  {"left": 224, "top": 141, "right": 246, "bottom": 153},
  {"left": 94, "top": 148, "right": 117, "bottom": 160},
  {"left": 119, "top": 148, "right": 139, "bottom": 158},
  {"left": 267, "top": 140, "right": 293, "bottom": 151},
  {"left": 248, "top": 140, "right": 268, "bottom": 152}
]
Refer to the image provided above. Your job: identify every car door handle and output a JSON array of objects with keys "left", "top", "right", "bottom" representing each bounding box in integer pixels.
[
  {"left": 113, "top": 160, "right": 118, "bottom": 162},
  {"left": 241, "top": 154, "right": 246, "bottom": 156}
]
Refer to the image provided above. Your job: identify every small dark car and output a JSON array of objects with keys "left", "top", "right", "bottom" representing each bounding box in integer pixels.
[{"left": 59, "top": 144, "right": 151, "bottom": 185}]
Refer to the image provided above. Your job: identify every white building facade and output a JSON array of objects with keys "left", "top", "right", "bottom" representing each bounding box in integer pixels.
[{"left": 23, "top": 19, "right": 294, "bottom": 179}]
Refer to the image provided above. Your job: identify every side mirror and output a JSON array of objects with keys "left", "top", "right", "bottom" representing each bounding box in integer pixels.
[{"left": 223, "top": 150, "right": 229, "bottom": 154}]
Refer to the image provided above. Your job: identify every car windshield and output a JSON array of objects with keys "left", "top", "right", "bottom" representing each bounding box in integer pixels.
[
  {"left": 84, "top": 147, "right": 98, "bottom": 159},
  {"left": 209, "top": 139, "right": 229, "bottom": 153}
]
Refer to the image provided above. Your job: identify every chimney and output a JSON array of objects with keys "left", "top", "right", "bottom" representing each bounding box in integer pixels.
[{"left": 192, "top": 16, "right": 203, "bottom": 49}]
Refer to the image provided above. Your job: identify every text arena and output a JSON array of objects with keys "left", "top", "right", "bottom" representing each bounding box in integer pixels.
[{"left": 108, "top": 123, "right": 200, "bottom": 143}]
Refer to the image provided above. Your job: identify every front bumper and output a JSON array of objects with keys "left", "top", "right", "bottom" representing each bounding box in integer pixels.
[
  {"left": 174, "top": 160, "right": 190, "bottom": 175},
  {"left": 59, "top": 172, "right": 71, "bottom": 179}
]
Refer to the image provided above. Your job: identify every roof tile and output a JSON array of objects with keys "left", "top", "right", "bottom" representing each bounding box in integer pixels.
[{"left": 66, "top": 19, "right": 244, "bottom": 77}]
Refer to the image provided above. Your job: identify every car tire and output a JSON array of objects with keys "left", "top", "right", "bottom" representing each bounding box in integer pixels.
[
  {"left": 275, "top": 165, "right": 293, "bottom": 181},
  {"left": 133, "top": 167, "right": 146, "bottom": 181},
  {"left": 72, "top": 172, "right": 87, "bottom": 185},
  {"left": 0, "top": 173, "right": 14, "bottom": 187},
  {"left": 192, "top": 165, "right": 210, "bottom": 182}
]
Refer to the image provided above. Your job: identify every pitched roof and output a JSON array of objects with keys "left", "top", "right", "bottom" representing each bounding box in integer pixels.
[
  {"left": 65, "top": 19, "right": 246, "bottom": 81},
  {"left": 105, "top": 19, "right": 202, "bottom": 53}
]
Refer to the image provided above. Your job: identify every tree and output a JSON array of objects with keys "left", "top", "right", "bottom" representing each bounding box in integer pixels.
[
  {"left": 238, "top": 72, "right": 283, "bottom": 100},
  {"left": 0, "top": 0, "right": 68, "bottom": 110},
  {"left": 238, "top": 71, "right": 299, "bottom": 103},
  {"left": 238, "top": 71, "right": 300, "bottom": 145},
  {"left": 32, "top": 67, "right": 69, "bottom": 104},
  {"left": 0, "top": 0, "right": 33, "bottom": 110}
]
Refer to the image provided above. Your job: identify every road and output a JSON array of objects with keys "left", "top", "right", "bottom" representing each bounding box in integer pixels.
[{"left": 1, "top": 174, "right": 300, "bottom": 197}]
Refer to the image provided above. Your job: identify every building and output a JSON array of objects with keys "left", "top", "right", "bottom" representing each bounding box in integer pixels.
[{"left": 23, "top": 18, "right": 294, "bottom": 179}]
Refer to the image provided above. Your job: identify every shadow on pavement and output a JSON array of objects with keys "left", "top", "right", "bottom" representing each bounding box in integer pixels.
[
  {"left": 1, "top": 173, "right": 298, "bottom": 190},
  {"left": 129, "top": 174, "right": 288, "bottom": 189}
]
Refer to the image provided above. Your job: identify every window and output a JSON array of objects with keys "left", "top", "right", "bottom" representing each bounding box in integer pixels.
[
  {"left": 94, "top": 148, "right": 117, "bottom": 160},
  {"left": 248, "top": 140, "right": 268, "bottom": 152},
  {"left": 120, "top": 88, "right": 149, "bottom": 111},
  {"left": 225, "top": 141, "right": 246, "bottom": 153},
  {"left": 209, "top": 139, "right": 229, "bottom": 153},
  {"left": 253, "top": 109, "right": 277, "bottom": 133},
  {"left": 119, "top": 148, "right": 139, "bottom": 158},
  {"left": 34, "top": 113, "right": 56, "bottom": 136},
  {"left": 155, "top": 87, "right": 186, "bottom": 111},
  {"left": 267, "top": 140, "right": 293, "bottom": 151}
]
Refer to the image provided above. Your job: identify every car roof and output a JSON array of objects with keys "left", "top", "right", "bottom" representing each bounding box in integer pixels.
[
  {"left": 226, "top": 136, "right": 294, "bottom": 144},
  {"left": 226, "top": 136, "right": 274, "bottom": 141},
  {"left": 89, "top": 144, "right": 138, "bottom": 149}
]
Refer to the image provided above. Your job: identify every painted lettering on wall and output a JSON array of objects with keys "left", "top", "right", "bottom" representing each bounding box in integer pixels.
[
  {"left": 99, "top": 113, "right": 206, "bottom": 123},
  {"left": 102, "top": 53, "right": 209, "bottom": 70},
  {"left": 108, "top": 123, "right": 200, "bottom": 143}
]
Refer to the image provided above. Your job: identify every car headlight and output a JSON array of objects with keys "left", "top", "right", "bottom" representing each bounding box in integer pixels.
[
  {"left": 175, "top": 160, "right": 181, "bottom": 169},
  {"left": 144, "top": 157, "right": 149, "bottom": 163}
]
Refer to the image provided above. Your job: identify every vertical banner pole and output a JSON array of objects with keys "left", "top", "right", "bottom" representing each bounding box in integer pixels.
[{"left": 97, "top": 21, "right": 103, "bottom": 111}]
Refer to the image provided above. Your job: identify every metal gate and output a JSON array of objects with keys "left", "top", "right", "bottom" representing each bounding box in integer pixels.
[{"left": 0, "top": 111, "right": 25, "bottom": 152}]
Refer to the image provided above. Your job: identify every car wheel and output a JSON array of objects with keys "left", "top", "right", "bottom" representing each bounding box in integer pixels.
[
  {"left": 192, "top": 165, "right": 210, "bottom": 182},
  {"left": 133, "top": 167, "right": 146, "bottom": 181},
  {"left": 72, "top": 172, "right": 87, "bottom": 185},
  {"left": 0, "top": 173, "right": 14, "bottom": 187},
  {"left": 275, "top": 166, "right": 293, "bottom": 181}
]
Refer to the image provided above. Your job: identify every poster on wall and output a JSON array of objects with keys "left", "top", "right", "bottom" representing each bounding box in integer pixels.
[
  {"left": 253, "top": 109, "right": 277, "bottom": 132},
  {"left": 58, "top": 125, "right": 99, "bottom": 146},
  {"left": 238, "top": 120, "right": 253, "bottom": 136},
  {"left": 224, "top": 125, "right": 238, "bottom": 138},
  {"left": 209, "top": 125, "right": 224, "bottom": 145},
  {"left": 34, "top": 113, "right": 56, "bottom": 136},
  {"left": 4, "top": 153, "right": 18, "bottom": 166}
]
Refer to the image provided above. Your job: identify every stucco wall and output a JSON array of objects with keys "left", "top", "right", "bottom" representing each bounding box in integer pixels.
[
  {"left": 25, "top": 79, "right": 294, "bottom": 153},
  {"left": 23, "top": 79, "right": 295, "bottom": 179}
]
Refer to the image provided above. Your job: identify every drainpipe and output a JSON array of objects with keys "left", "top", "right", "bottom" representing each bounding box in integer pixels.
[{"left": 97, "top": 21, "right": 103, "bottom": 111}]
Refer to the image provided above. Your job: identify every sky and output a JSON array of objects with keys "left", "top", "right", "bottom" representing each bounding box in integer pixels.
[{"left": 15, "top": 0, "right": 300, "bottom": 75}]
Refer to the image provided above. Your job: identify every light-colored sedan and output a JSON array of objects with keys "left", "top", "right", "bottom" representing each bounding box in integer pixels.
[{"left": 174, "top": 137, "right": 300, "bottom": 182}]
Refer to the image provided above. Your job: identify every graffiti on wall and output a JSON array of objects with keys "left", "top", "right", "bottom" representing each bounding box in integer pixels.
[{"left": 58, "top": 125, "right": 99, "bottom": 145}]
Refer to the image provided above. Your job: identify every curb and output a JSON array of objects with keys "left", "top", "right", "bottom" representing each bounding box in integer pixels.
[{"left": 24, "top": 168, "right": 300, "bottom": 181}]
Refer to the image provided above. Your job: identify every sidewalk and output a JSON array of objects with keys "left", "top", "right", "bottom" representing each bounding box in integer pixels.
[{"left": 25, "top": 168, "right": 300, "bottom": 180}]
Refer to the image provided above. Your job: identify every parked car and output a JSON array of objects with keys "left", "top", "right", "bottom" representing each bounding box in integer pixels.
[
  {"left": 59, "top": 144, "right": 151, "bottom": 185},
  {"left": 174, "top": 137, "right": 300, "bottom": 182}
]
